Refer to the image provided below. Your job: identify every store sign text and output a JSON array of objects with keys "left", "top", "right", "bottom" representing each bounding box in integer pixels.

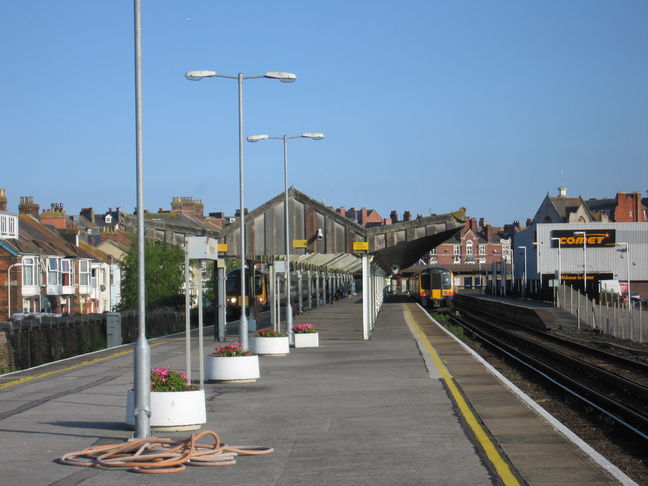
[{"left": 550, "top": 230, "right": 616, "bottom": 248}]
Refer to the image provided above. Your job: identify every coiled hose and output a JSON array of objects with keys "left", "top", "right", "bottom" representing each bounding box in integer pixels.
[{"left": 59, "top": 429, "right": 273, "bottom": 474}]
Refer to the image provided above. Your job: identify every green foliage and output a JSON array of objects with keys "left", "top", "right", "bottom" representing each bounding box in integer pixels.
[
  {"left": 225, "top": 256, "right": 241, "bottom": 273},
  {"left": 119, "top": 237, "right": 185, "bottom": 310},
  {"left": 431, "top": 312, "right": 449, "bottom": 323},
  {"left": 444, "top": 324, "right": 465, "bottom": 341},
  {"left": 150, "top": 367, "right": 191, "bottom": 392}
]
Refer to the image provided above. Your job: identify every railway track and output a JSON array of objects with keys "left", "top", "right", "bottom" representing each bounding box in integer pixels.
[{"left": 445, "top": 308, "right": 648, "bottom": 443}]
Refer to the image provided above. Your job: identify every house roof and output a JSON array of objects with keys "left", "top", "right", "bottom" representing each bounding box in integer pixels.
[
  {"left": 548, "top": 195, "right": 595, "bottom": 221},
  {"left": 2, "top": 215, "right": 91, "bottom": 258}
]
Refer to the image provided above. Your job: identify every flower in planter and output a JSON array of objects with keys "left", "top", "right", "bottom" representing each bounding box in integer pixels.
[
  {"left": 255, "top": 328, "right": 284, "bottom": 338},
  {"left": 291, "top": 323, "right": 317, "bottom": 334},
  {"left": 208, "top": 341, "right": 252, "bottom": 357},
  {"left": 150, "top": 366, "right": 195, "bottom": 392}
]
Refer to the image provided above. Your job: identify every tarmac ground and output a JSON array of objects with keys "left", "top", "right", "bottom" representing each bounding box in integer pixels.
[{"left": 0, "top": 294, "right": 634, "bottom": 485}]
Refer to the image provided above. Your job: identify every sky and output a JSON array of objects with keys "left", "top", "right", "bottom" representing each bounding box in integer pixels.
[{"left": 1, "top": 1, "right": 647, "bottom": 227}]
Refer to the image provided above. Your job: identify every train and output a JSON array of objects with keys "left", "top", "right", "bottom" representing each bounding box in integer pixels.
[
  {"left": 407, "top": 266, "right": 455, "bottom": 308},
  {"left": 225, "top": 267, "right": 269, "bottom": 319}
]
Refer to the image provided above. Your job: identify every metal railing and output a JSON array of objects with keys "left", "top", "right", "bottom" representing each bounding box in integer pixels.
[{"left": 555, "top": 284, "right": 645, "bottom": 343}]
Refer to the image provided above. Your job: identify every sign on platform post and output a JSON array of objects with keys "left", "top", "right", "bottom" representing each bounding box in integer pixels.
[
  {"left": 184, "top": 237, "right": 219, "bottom": 388},
  {"left": 353, "top": 241, "right": 369, "bottom": 252},
  {"left": 186, "top": 236, "right": 219, "bottom": 260}
]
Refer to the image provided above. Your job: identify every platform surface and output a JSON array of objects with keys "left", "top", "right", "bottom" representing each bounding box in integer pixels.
[{"left": 0, "top": 295, "right": 630, "bottom": 485}]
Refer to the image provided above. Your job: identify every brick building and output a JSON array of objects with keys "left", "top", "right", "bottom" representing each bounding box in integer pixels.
[
  {"left": 425, "top": 217, "right": 511, "bottom": 291},
  {"left": 0, "top": 191, "right": 114, "bottom": 317}
]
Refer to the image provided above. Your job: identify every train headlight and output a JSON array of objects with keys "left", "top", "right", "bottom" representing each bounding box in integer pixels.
[{"left": 229, "top": 297, "right": 237, "bottom": 304}]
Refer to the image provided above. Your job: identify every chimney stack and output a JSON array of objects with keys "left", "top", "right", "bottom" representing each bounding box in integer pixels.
[
  {"left": 19, "top": 196, "right": 40, "bottom": 217},
  {"left": 390, "top": 210, "right": 398, "bottom": 223},
  {"left": 403, "top": 211, "right": 411, "bottom": 222},
  {"left": 0, "top": 189, "right": 7, "bottom": 212}
]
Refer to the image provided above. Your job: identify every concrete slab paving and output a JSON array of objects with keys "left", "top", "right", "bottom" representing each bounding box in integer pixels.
[{"left": 0, "top": 296, "right": 494, "bottom": 485}]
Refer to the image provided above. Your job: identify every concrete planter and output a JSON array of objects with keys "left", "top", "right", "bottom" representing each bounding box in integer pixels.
[
  {"left": 251, "top": 336, "right": 290, "bottom": 356},
  {"left": 293, "top": 332, "right": 319, "bottom": 348},
  {"left": 204, "top": 355, "right": 260, "bottom": 382},
  {"left": 126, "top": 389, "right": 206, "bottom": 432}
]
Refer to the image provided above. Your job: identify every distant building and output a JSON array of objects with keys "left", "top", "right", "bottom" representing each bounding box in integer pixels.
[{"left": 586, "top": 191, "right": 647, "bottom": 222}]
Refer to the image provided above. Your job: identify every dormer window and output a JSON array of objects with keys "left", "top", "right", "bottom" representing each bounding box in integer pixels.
[
  {"left": 0, "top": 214, "right": 18, "bottom": 239},
  {"left": 105, "top": 214, "right": 113, "bottom": 224}
]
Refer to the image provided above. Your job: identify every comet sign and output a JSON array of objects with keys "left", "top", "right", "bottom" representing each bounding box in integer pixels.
[{"left": 550, "top": 230, "right": 616, "bottom": 248}]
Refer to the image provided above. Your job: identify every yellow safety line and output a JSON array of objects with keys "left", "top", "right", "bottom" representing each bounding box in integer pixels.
[
  {"left": 0, "top": 337, "right": 184, "bottom": 390},
  {"left": 403, "top": 304, "right": 520, "bottom": 486}
]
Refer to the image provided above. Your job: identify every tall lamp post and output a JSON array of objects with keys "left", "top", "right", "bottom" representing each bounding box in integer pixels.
[
  {"left": 185, "top": 70, "right": 296, "bottom": 349},
  {"left": 247, "top": 132, "right": 325, "bottom": 339},
  {"left": 550, "top": 237, "right": 562, "bottom": 282},
  {"left": 519, "top": 245, "right": 527, "bottom": 298},
  {"left": 7, "top": 263, "right": 23, "bottom": 318},
  {"left": 133, "top": 0, "right": 150, "bottom": 439},
  {"left": 574, "top": 231, "right": 587, "bottom": 294},
  {"left": 615, "top": 242, "right": 631, "bottom": 310}
]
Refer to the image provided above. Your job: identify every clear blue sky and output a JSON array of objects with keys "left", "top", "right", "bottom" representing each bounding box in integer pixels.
[{"left": 2, "top": 1, "right": 647, "bottom": 227}]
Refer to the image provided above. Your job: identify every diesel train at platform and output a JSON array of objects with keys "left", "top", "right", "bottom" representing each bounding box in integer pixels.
[{"left": 407, "top": 266, "right": 455, "bottom": 308}]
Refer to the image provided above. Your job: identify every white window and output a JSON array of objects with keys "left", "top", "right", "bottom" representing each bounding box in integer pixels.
[
  {"left": 48, "top": 258, "right": 61, "bottom": 285},
  {"left": 479, "top": 258, "right": 486, "bottom": 264},
  {"left": 453, "top": 245, "right": 460, "bottom": 255},
  {"left": 79, "top": 260, "right": 91, "bottom": 286},
  {"left": 22, "top": 257, "right": 38, "bottom": 286},
  {"left": 453, "top": 255, "right": 461, "bottom": 264},
  {"left": 62, "top": 259, "right": 74, "bottom": 286},
  {"left": 466, "top": 241, "right": 473, "bottom": 255},
  {"left": 430, "top": 247, "right": 437, "bottom": 255},
  {"left": 479, "top": 244, "right": 485, "bottom": 255}
]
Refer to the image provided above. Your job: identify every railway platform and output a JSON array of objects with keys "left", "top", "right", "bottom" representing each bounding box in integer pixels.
[{"left": 0, "top": 295, "right": 634, "bottom": 485}]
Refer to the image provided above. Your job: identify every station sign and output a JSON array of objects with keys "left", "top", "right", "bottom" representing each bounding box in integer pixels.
[
  {"left": 550, "top": 230, "right": 616, "bottom": 248},
  {"left": 185, "top": 236, "right": 219, "bottom": 260},
  {"left": 218, "top": 243, "right": 228, "bottom": 253},
  {"left": 293, "top": 239, "right": 308, "bottom": 249},
  {"left": 353, "top": 241, "right": 369, "bottom": 251}
]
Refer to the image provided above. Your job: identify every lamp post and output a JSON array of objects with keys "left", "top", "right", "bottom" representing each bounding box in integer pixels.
[
  {"left": 519, "top": 246, "right": 527, "bottom": 298},
  {"left": 133, "top": 0, "right": 151, "bottom": 440},
  {"left": 615, "top": 242, "right": 631, "bottom": 310},
  {"left": 247, "top": 133, "right": 324, "bottom": 339},
  {"left": 7, "top": 263, "right": 23, "bottom": 318},
  {"left": 574, "top": 231, "right": 587, "bottom": 294},
  {"left": 185, "top": 70, "right": 296, "bottom": 349},
  {"left": 550, "top": 237, "right": 562, "bottom": 282}
]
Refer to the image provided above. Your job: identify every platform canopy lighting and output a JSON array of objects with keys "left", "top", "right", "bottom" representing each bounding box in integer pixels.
[
  {"left": 301, "top": 132, "right": 325, "bottom": 140},
  {"left": 185, "top": 71, "right": 296, "bottom": 83},
  {"left": 247, "top": 134, "right": 270, "bottom": 142},
  {"left": 185, "top": 70, "right": 217, "bottom": 80},
  {"left": 263, "top": 72, "right": 297, "bottom": 82}
]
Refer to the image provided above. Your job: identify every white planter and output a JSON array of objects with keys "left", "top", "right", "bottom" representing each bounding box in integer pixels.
[
  {"left": 126, "top": 389, "right": 206, "bottom": 432},
  {"left": 251, "top": 336, "right": 290, "bottom": 356},
  {"left": 293, "top": 332, "right": 319, "bottom": 348},
  {"left": 205, "top": 355, "right": 260, "bottom": 382}
]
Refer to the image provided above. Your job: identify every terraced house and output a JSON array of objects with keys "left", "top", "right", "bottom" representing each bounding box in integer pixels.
[{"left": 0, "top": 191, "right": 115, "bottom": 317}]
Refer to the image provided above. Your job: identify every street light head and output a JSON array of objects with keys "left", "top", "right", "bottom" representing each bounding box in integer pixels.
[
  {"left": 185, "top": 70, "right": 217, "bottom": 81},
  {"left": 247, "top": 134, "right": 269, "bottom": 142},
  {"left": 264, "top": 72, "right": 297, "bottom": 83},
  {"left": 301, "top": 132, "right": 325, "bottom": 140}
]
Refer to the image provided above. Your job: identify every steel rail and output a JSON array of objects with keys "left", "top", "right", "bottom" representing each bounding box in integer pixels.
[{"left": 446, "top": 312, "right": 648, "bottom": 442}]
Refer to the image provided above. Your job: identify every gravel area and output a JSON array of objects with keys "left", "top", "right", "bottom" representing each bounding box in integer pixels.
[{"left": 454, "top": 326, "right": 648, "bottom": 485}]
